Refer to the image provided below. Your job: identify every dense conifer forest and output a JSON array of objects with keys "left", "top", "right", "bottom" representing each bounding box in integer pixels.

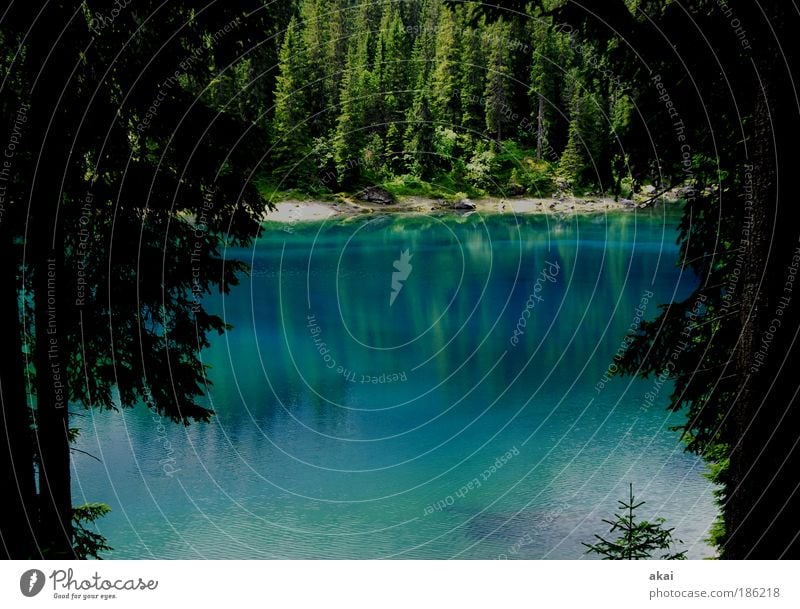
[{"left": 230, "top": 0, "right": 629, "bottom": 199}]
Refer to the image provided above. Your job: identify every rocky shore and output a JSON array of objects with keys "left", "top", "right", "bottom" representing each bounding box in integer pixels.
[{"left": 262, "top": 187, "right": 685, "bottom": 224}]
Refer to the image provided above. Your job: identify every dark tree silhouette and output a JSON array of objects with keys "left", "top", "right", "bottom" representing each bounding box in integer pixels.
[
  {"left": 0, "top": 1, "right": 285, "bottom": 559},
  {"left": 532, "top": 0, "right": 800, "bottom": 558}
]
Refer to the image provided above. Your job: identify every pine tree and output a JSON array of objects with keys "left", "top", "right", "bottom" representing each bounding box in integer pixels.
[
  {"left": 430, "top": 6, "right": 461, "bottom": 125},
  {"left": 558, "top": 82, "right": 605, "bottom": 186},
  {"left": 272, "top": 17, "right": 312, "bottom": 182},
  {"left": 458, "top": 12, "right": 487, "bottom": 149},
  {"left": 334, "top": 1, "right": 379, "bottom": 182},
  {"left": 584, "top": 484, "right": 687, "bottom": 560},
  {"left": 559, "top": 86, "right": 586, "bottom": 185},
  {"left": 325, "top": 0, "right": 350, "bottom": 109},
  {"left": 530, "top": 17, "right": 562, "bottom": 160},
  {"left": 378, "top": 1, "right": 411, "bottom": 172},
  {"left": 300, "top": 0, "right": 332, "bottom": 136},
  {"left": 406, "top": 91, "right": 436, "bottom": 179},
  {"left": 483, "top": 20, "right": 513, "bottom": 143},
  {"left": 559, "top": 120, "right": 585, "bottom": 185},
  {"left": 403, "top": 0, "right": 441, "bottom": 177},
  {"left": 333, "top": 10, "right": 366, "bottom": 181}
]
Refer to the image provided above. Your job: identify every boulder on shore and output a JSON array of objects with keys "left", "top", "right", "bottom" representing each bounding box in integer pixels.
[
  {"left": 453, "top": 198, "right": 476, "bottom": 211},
  {"left": 356, "top": 185, "right": 395, "bottom": 205}
]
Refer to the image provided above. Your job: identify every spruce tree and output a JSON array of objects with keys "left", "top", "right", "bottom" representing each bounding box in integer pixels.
[
  {"left": 403, "top": 0, "right": 440, "bottom": 177},
  {"left": 584, "top": 484, "right": 687, "bottom": 560},
  {"left": 529, "top": 17, "right": 563, "bottom": 160},
  {"left": 558, "top": 83, "right": 605, "bottom": 187},
  {"left": 272, "top": 16, "right": 312, "bottom": 183},
  {"left": 334, "top": 0, "right": 380, "bottom": 182},
  {"left": 458, "top": 13, "right": 487, "bottom": 150},
  {"left": 378, "top": 1, "right": 411, "bottom": 172},
  {"left": 430, "top": 6, "right": 461, "bottom": 126},
  {"left": 483, "top": 20, "right": 513, "bottom": 143},
  {"left": 300, "top": 0, "right": 333, "bottom": 136},
  {"left": 406, "top": 91, "right": 437, "bottom": 179},
  {"left": 325, "top": 0, "right": 350, "bottom": 109}
]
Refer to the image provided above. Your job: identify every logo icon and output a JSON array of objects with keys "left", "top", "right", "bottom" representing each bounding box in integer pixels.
[
  {"left": 20, "top": 569, "right": 45, "bottom": 597},
  {"left": 390, "top": 249, "right": 413, "bottom": 306}
]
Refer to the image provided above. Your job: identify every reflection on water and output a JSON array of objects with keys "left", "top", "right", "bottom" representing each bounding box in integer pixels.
[{"left": 72, "top": 207, "right": 717, "bottom": 558}]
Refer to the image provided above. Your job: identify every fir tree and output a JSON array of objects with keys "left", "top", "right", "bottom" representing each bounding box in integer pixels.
[
  {"left": 325, "top": 0, "right": 350, "bottom": 108},
  {"left": 300, "top": 0, "right": 333, "bottom": 136},
  {"left": 558, "top": 83, "right": 605, "bottom": 186},
  {"left": 584, "top": 484, "right": 687, "bottom": 560},
  {"left": 430, "top": 6, "right": 461, "bottom": 125},
  {"left": 529, "top": 17, "right": 564, "bottom": 160},
  {"left": 272, "top": 17, "right": 312, "bottom": 183},
  {"left": 378, "top": 1, "right": 412, "bottom": 172},
  {"left": 334, "top": 3, "right": 377, "bottom": 182},
  {"left": 406, "top": 92, "right": 437, "bottom": 179},
  {"left": 458, "top": 15, "right": 487, "bottom": 148},
  {"left": 483, "top": 20, "right": 513, "bottom": 143}
]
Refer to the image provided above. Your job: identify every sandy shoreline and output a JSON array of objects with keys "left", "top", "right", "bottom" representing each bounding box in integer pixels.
[{"left": 262, "top": 195, "right": 672, "bottom": 224}]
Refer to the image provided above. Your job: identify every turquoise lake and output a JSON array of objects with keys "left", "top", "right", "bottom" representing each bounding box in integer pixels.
[{"left": 72, "top": 206, "right": 717, "bottom": 559}]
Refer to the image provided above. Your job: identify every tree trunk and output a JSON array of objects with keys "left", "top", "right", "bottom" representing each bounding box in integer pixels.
[
  {"left": 536, "top": 94, "right": 545, "bottom": 159},
  {"left": 24, "top": 2, "right": 76, "bottom": 559},
  {"left": 724, "top": 1, "right": 800, "bottom": 559},
  {"left": 32, "top": 244, "right": 73, "bottom": 558},
  {"left": 726, "top": 73, "right": 772, "bottom": 559},
  {"left": 0, "top": 237, "right": 38, "bottom": 558}
]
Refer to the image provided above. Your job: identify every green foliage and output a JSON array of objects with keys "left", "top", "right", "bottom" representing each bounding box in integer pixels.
[
  {"left": 483, "top": 20, "right": 513, "bottom": 143},
  {"left": 405, "top": 92, "right": 437, "bottom": 179},
  {"left": 378, "top": 1, "right": 412, "bottom": 174},
  {"left": 495, "top": 140, "right": 554, "bottom": 193},
  {"left": 433, "top": 127, "right": 459, "bottom": 162},
  {"left": 72, "top": 503, "right": 112, "bottom": 560},
  {"left": 465, "top": 148, "right": 499, "bottom": 190},
  {"left": 380, "top": 174, "right": 480, "bottom": 200},
  {"left": 430, "top": 7, "right": 461, "bottom": 124},
  {"left": 558, "top": 122, "right": 585, "bottom": 185},
  {"left": 558, "top": 87, "right": 606, "bottom": 186},
  {"left": 509, "top": 165, "right": 554, "bottom": 195},
  {"left": 458, "top": 19, "right": 488, "bottom": 139},
  {"left": 584, "top": 484, "right": 687, "bottom": 560},
  {"left": 701, "top": 443, "right": 730, "bottom": 550},
  {"left": 334, "top": 1, "right": 382, "bottom": 183},
  {"left": 272, "top": 17, "right": 313, "bottom": 184},
  {"left": 361, "top": 132, "right": 386, "bottom": 176},
  {"left": 299, "top": 0, "right": 336, "bottom": 136},
  {"left": 529, "top": 16, "right": 570, "bottom": 158},
  {"left": 255, "top": 176, "right": 328, "bottom": 202}
]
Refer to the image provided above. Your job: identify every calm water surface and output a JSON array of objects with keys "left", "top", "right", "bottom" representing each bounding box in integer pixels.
[{"left": 72, "top": 206, "right": 717, "bottom": 558}]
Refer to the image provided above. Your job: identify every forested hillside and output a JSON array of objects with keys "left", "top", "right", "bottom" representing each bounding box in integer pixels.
[{"left": 211, "top": 0, "right": 631, "bottom": 198}]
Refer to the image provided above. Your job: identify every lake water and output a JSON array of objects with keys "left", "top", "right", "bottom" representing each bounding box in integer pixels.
[{"left": 72, "top": 206, "right": 717, "bottom": 559}]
